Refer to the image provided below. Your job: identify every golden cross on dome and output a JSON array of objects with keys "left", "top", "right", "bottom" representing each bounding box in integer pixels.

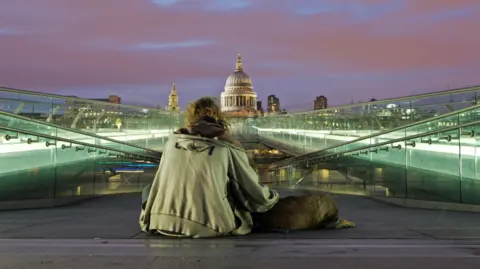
[{"left": 235, "top": 53, "right": 243, "bottom": 71}]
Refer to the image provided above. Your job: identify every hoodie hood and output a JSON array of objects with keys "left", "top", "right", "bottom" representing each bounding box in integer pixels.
[
  {"left": 172, "top": 116, "right": 245, "bottom": 152},
  {"left": 171, "top": 133, "right": 243, "bottom": 152},
  {"left": 175, "top": 116, "right": 226, "bottom": 139},
  {"left": 174, "top": 136, "right": 215, "bottom": 154}
]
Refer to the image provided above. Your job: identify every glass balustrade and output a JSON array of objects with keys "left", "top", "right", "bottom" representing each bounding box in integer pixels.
[
  {"left": 257, "top": 102, "right": 480, "bottom": 155},
  {"left": 2, "top": 86, "right": 480, "bottom": 153},
  {"left": 0, "top": 127, "right": 159, "bottom": 203},
  {"left": 268, "top": 121, "right": 480, "bottom": 205},
  {"left": 259, "top": 163, "right": 312, "bottom": 190},
  {"left": 3, "top": 86, "right": 480, "bottom": 206},
  {"left": 0, "top": 111, "right": 160, "bottom": 158},
  {"left": 0, "top": 87, "right": 185, "bottom": 150},
  {"left": 254, "top": 85, "right": 480, "bottom": 132},
  {"left": 249, "top": 86, "right": 480, "bottom": 151}
]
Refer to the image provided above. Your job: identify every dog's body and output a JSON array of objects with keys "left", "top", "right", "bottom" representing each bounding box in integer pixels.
[
  {"left": 251, "top": 193, "right": 341, "bottom": 231},
  {"left": 248, "top": 154, "right": 354, "bottom": 232}
]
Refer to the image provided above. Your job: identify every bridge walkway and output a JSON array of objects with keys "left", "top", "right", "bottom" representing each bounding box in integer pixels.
[{"left": 1, "top": 190, "right": 480, "bottom": 267}]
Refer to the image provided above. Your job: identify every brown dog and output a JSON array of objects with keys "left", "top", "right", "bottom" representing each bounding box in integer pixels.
[
  {"left": 248, "top": 147, "right": 355, "bottom": 232},
  {"left": 251, "top": 193, "right": 351, "bottom": 232}
]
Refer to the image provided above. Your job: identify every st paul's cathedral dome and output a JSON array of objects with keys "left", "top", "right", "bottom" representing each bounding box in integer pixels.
[{"left": 220, "top": 54, "right": 257, "bottom": 114}]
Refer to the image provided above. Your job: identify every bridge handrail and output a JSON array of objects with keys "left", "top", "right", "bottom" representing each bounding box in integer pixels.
[
  {"left": 0, "top": 110, "right": 162, "bottom": 156},
  {"left": 0, "top": 125, "right": 161, "bottom": 162},
  {"left": 0, "top": 86, "right": 179, "bottom": 114},
  {"left": 269, "top": 120, "right": 480, "bottom": 171},
  {"left": 3, "top": 85, "right": 479, "bottom": 118},
  {"left": 263, "top": 84, "right": 480, "bottom": 117},
  {"left": 264, "top": 101, "right": 480, "bottom": 169}
]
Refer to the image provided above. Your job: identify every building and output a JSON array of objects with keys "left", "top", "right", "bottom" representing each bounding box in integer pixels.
[
  {"left": 256, "top": 100, "right": 264, "bottom": 114},
  {"left": 220, "top": 54, "right": 258, "bottom": 116},
  {"left": 65, "top": 94, "right": 122, "bottom": 115},
  {"left": 66, "top": 95, "right": 122, "bottom": 104},
  {"left": 63, "top": 94, "right": 123, "bottom": 129},
  {"left": 167, "top": 82, "right": 180, "bottom": 112},
  {"left": 267, "top": 95, "right": 280, "bottom": 113},
  {"left": 88, "top": 95, "right": 121, "bottom": 104},
  {"left": 314, "top": 95, "right": 328, "bottom": 110}
]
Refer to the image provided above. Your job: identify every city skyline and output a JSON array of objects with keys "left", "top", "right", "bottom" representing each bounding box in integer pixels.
[{"left": 0, "top": 0, "right": 479, "bottom": 111}]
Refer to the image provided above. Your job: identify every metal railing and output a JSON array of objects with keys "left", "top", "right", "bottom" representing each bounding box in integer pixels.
[
  {"left": 271, "top": 84, "right": 480, "bottom": 116},
  {"left": 0, "top": 86, "right": 173, "bottom": 113},
  {"left": 0, "top": 126, "right": 161, "bottom": 163},
  {"left": 0, "top": 110, "right": 162, "bottom": 157},
  {"left": 266, "top": 101, "right": 480, "bottom": 168},
  {"left": 3, "top": 84, "right": 479, "bottom": 117},
  {"left": 269, "top": 120, "right": 480, "bottom": 171}
]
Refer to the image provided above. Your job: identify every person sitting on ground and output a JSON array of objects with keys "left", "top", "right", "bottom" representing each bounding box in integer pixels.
[{"left": 140, "top": 97, "right": 279, "bottom": 238}]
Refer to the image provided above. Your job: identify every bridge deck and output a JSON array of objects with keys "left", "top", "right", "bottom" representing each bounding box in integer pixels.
[
  {"left": 1, "top": 190, "right": 480, "bottom": 267},
  {"left": 1, "top": 190, "right": 480, "bottom": 240}
]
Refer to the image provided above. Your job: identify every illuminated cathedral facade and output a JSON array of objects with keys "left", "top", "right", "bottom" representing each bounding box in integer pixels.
[{"left": 220, "top": 54, "right": 259, "bottom": 117}]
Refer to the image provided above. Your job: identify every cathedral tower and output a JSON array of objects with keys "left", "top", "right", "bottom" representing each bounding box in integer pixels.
[{"left": 167, "top": 82, "right": 180, "bottom": 112}]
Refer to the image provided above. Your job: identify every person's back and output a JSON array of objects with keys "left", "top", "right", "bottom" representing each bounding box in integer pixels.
[{"left": 140, "top": 97, "right": 279, "bottom": 238}]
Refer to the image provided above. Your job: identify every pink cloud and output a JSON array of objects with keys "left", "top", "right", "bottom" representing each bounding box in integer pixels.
[
  {"left": 402, "top": 0, "right": 479, "bottom": 14},
  {"left": 0, "top": 0, "right": 479, "bottom": 106}
]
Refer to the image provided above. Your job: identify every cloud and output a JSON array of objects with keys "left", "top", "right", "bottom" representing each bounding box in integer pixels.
[
  {"left": 294, "top": 0, "right": 404, "bottom": 21},
  {"left": 205, "top": 0, "right": 251, "bottom": 11},
  {"left": 150, "top": 0, "right": 251, "bottom": 12},
  {"left": 152, "top": 0, "right": 180, "bottom": 7},
  {"left": 133, "top": 40, "right": 215, "bottom": 50},
  {"left": 0, "top": 0, "right": 479, "bottom": 108},
  {"left": 0, "top": 28, "right": 19, "bottom": 35}
]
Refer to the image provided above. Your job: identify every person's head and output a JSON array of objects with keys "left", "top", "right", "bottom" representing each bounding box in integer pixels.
[{"left": 185, "top": 97, "right": 229, "bottom": 130}]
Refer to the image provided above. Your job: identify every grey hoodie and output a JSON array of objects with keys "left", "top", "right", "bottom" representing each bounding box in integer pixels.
[{"left": 139, "top": 133, "right": 279, "bottom": 238}]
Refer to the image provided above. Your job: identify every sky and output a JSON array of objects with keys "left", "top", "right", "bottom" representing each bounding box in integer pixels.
[{"left": 0, "top": 0, "right": 479, "bottom": 111}]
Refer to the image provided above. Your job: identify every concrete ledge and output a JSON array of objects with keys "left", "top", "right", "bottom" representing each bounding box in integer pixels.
[
  {"left": 0, "top": 196, "right": 96, "bottom": 211},
  {"left": 372, "top": 196, "right": 480, "bottom": 213}
]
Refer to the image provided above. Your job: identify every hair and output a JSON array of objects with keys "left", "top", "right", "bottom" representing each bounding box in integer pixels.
[{"left": 185, "top": 97, "right": 230, "bottom": 130}]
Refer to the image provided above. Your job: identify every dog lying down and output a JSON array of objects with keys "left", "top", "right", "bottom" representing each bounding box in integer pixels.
[{"left": 251, "top": 192, "right": 355, "bottom": 233}]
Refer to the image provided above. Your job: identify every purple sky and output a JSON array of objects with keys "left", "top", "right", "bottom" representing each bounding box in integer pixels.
[{"left": 1, "top": 0, "right": 479, "bottom": 110}]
